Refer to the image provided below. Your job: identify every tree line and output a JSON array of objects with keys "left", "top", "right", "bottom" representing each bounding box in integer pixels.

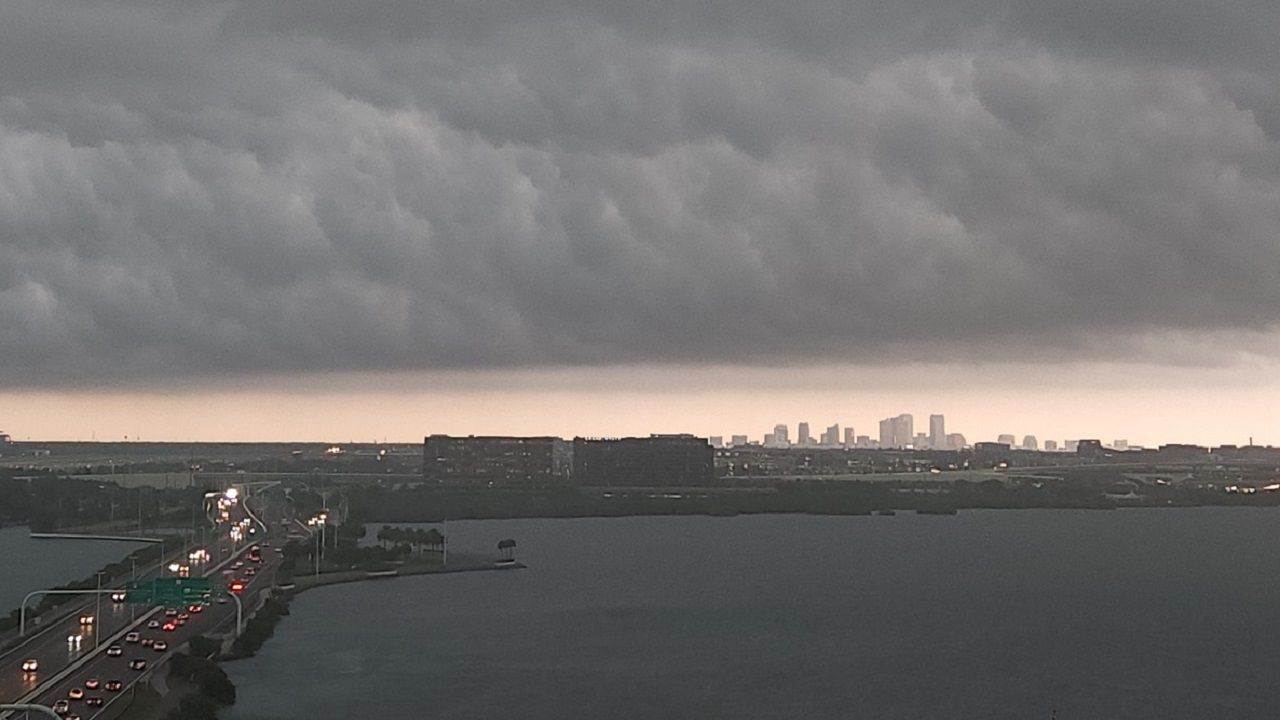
[{"left": 374, "top": 525, "right": 444, "bottom": 553}]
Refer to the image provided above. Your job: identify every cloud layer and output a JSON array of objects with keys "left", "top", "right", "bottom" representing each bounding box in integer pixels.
[{"left": 2, "top": 0, "right": 1279, "bottom": 385}]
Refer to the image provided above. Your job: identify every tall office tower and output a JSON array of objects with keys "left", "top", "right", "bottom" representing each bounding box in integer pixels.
[
  {"left": 730, "top": 435, "right": 749, "bottom": 447},
  {"left": 1022, "top": 435, "right": 1038, "bottom": 450},
  {"left": 997, "top": 434, "right": 1017, "bottom": 446},
  {"left": 1043, "top": 440, "right": 1058, "bottom": 451},
  {"left": 856, "top": 435, "right": 872, "bottom": 448},
  {"left": 773, "top": 424, "right": 790, "bottom": 447},
  {"left": 913, "top": 432, "right": 929, "bottom": 449},
  {"left": 879, "top": 417, "right": 895, "bottom": 447},
  {"left": 820, "top": 424, "right": 840, "bottom": 446},
  {"left": 929, "top": 414, "right": 946, "bottom": 450},
  {"left": 946, "top": 433, "right": 967, "bottom": 450},
  {"left": 798, "top": 422, "right": 812, "bottom": 446},
  {"left": 843, "top": 427, "right": 856, "bottom": 447},
  {"left": 894, "top": 414, "right": 914, "bottom": 448},
  {"left": 709, "top": 436, "right": 724, "bottom": 448},
  {"left": 1065, "top": 440, "right": 1079, "bottom": 452},
  {"left": 1112, "top": 439, "right": 1128, "bottom": 451},
  {"left": 763, "top": 432, "right": 777, "bottom": 447}
]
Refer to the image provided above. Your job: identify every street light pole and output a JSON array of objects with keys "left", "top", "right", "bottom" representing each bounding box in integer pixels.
[{"left": 94, "top": 572, "right": 103, "bottom": 649}]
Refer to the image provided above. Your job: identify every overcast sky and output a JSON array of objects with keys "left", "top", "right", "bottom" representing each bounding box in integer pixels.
[{"left": 1, "top": 0, "right": 1278, "bottom": 443}]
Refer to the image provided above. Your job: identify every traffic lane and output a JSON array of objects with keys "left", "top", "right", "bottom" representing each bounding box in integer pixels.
[
  {"left": 1, "top": 543, "right": 224, "bottom": 669},
  {"left": 38, "top": 598, "right": 246, "bottom": 716},
  {"left": 37, "top": 617, "right": 199, "bottom": 716},
  {"left": 45, "top": 557, "right": 280, "bottom": 718},
  {"left": 38, "top": 652, "right": 142, "bottom": 718},
  {"left": 5, "top": 542, "right": 255, "bottom": 705},
  {"left": 0, "top": 599, "right": 134, "bottom": 702},
  {"left": 0, "top": 554, "right": 223, "bottom": 704}
]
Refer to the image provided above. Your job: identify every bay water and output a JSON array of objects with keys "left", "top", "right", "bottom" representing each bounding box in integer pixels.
[{"left": 223, "top": 509, "right": 1280, "bottom": 719}]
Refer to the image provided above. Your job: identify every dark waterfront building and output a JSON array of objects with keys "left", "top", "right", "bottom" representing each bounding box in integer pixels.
[
  {"left": 1076, "top": 439, "right": 1105, "bottom": 458},
  {"left": 423, "top": 435, "right": 572, "bottom": 487},
  {"left": 573, "top": 435, "right": 715, "bottom": 487}
]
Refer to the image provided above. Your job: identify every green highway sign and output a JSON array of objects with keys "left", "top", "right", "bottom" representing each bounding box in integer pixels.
[{"left": 126, "top": 577, "right": 213, "bottom": 606}]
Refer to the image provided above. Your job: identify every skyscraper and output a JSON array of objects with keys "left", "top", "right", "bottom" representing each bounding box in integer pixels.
[
  {"left": 929, "top": 414, "right": 946, "bottom": 449},
  {"left": 879, "top": 414, "right": 913, "bottom": 448},
  {"left": 772, "top": 424, "right": 789, "bottom": 447},
  {"left": 798, "top": 422, "right": 811, "bottom": 446},
  {"left": 895, "top": 414, "right": 914, "bottom": 448},
  {"left": 843, "top": 427, "right": 856, "bottom": 447},
  {"left": 879, "top": 418, "right": 895, "bottom": 447},
  {"left": 821, "top": 424, "right": 840, "bottom": 446},
  {"left": 997, "top": 434, "right": 1017, "bottom": 446},
  {"left": 1022, "top": 435, "right": 1038, "bottom": 450}
]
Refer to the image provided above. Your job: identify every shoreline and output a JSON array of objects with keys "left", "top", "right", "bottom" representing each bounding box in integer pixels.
[{"left": 281, "top": 557, "right": 526, "bottom": 596}]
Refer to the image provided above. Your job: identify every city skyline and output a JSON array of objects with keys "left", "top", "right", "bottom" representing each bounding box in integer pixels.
[{"left": 1, "top": 360, "right": 1276, "bottom": 448}]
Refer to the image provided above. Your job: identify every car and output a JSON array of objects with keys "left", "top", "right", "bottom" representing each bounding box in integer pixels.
[
  {"left": 52, "top": 700, "right": 69, "bottom": 714},
  {"left": 125, "top": 632, "right": 140, "bottom": 643},
  {"left": 147, "top": 620, "right": 161, "bottom": 629},
  {"left": 215, "top": 596, "right": 229, "bottom": 604},
  {"left": 164, "top": 608, "right": 179, "bottom": 617},
  {"left": 175, "top": 618, "right": 187, "bottom": 627},
  {"left": 162, "top": 622, "right": 176, "bottom": 632},
  {"left": 178, "top": 612, "right": 190, "bottom": 621},
  {"left": 67, "top": 633, "right": 83, "bottom": 645},
  {"left": 128, "top": 659, "right": 147, "bottom": 671},
  {"left": 105, "top": 645, "right": 123, "bottom": 657},
  {"left": 79, "top": 614, "right": 94, "bottom": 625},
  {"left": 21, "top": 658, "right": 37, "bottom": 672},
  {"left": 153, "top": 641, "right": 168, "bottom": 652},
  {"left": 244, "top": 567, "right": 257, "bottom": 576},
  {"left": 141, "top": 638, "right": 154, "bottom": 647},
  {"left": 84, "top": 678, "right": 100, "bottom": 690},
  {"left": 86, "top": 697, "right": 104, "bottom": 707},
  {"left": 190, "top": 604, "right": 204, "bottom": 613},
  {"left": 68, "top": 687, "right": 84, "bottom": 700},
  {"left": 104, "top": 680, "right": 123, "bottom": 692},
  {"left": 233, "top": 561, "right": 244, "bottom": 569},
  {"left": 111, "top": 591, "right": 126, "bottom": 603},
  {"left": 66, "top": 714, "right": 81, "bottom": 720}
]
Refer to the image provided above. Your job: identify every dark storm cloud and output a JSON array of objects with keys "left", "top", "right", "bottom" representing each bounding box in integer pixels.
[{"left": 1, "top": 0, "right": 1279, "bottom": 384}]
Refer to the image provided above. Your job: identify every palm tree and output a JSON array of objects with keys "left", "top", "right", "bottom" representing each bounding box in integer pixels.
[
  {"left": 497, "top": 538, "right": 517, "bottom": 561},
  {"left": 425, "top": 528, "right": 444, "bottom": 553}
]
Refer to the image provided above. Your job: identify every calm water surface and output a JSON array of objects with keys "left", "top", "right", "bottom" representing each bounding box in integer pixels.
[
  {"left": 224, "top": 509, "right": 1280, "bottom": 719},
  {"left": 0, "top": 525, "right": 148, "bottom": 610}
]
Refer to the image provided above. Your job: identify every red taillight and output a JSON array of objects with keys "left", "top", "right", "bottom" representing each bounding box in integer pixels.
[{"left": 230, "top": 582, "right": 244, "bottom": 592}]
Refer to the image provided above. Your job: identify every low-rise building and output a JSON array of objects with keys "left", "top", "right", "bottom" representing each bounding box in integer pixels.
[
  {"left": 573, "top": 435, "right": 714, "bottom": 487},
  {"left": 423, "top": 435, "right": 572, "bottom": 487}
]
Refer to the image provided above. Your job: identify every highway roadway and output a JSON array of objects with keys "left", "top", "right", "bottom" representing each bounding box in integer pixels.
[
  {"left": 21, "top": 545, "right": 280, "bottom": 720},
  {"left": 2, "top": 492, "right": 285, "bottom": 718},
  {"left": 0, "top": 535, "right": 247, "bottom": 705}
]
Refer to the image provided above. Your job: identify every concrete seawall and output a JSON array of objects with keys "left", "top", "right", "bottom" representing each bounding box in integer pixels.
[{"left": 283, "top": 557, "right": 526, "bottom": 595}]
